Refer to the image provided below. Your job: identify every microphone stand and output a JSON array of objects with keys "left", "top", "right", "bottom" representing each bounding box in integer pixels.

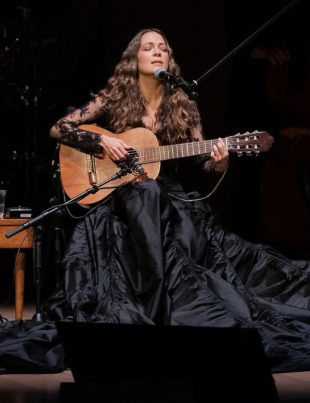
[
  {"left": 5, "top": 164, "right": 135, "bottom": 321},
  {"left": 177, "top": 0, "right": 303, "bottom": 99}
]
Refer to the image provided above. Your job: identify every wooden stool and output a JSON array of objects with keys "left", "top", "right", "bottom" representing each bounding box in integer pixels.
[{"left": 0, "top": 219, "right": 33, "bottom": 320}]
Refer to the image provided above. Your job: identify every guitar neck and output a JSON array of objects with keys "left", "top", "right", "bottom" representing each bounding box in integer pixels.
[
  {"left": 138, "top": 138, "right": 228, "bottom": 163},
  {"left": 77, "top": 125, "right": 272, "bottom": 164}
]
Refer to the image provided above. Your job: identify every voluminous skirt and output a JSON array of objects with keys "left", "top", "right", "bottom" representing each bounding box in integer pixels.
[
  {"left": 45, "top": 179, "right": 310, "bottom": 372},
  {"left": 1, "top": 178, "right": 310, "bottom": 373}
]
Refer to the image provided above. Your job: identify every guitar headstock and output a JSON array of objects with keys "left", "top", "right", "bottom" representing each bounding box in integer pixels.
[{"left": 228, "top": 131, "right": 274, "bottom": 156}]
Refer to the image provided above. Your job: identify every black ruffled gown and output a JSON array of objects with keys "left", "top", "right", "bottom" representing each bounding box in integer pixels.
[{"left": 1, "top": 160, "right": 310, "bottom": 374}]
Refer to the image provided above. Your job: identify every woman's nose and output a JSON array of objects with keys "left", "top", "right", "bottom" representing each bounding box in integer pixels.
[{"left": 153, "top": 47, "right": 161, "bottom": 55}]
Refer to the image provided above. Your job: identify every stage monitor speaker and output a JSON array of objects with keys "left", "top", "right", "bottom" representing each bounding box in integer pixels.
[{"left": 57, "top": 322, "right": 279, "bottom": 403}]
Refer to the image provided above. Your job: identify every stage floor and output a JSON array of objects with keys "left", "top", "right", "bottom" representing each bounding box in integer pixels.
[{"left": 0, "top": 304, "right": 310, "bottom": 403}]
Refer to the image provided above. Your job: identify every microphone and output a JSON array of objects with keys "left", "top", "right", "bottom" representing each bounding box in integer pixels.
[
  {"left": 117, "top": 149, "right": 144, "bottom": 176},
  {"left": 128, "top": 149, "right": 144, "bottom": 175},
  {"left": 154, "top": 68, "right": 198, "bottom": 100},
  {"left": 154, "top": 68, "right": 180, "bottom": 85}
]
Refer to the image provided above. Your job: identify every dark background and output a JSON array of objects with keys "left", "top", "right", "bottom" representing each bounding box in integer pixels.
[{"left": 1, "top": 0, "right": 310, "bottom": 302}]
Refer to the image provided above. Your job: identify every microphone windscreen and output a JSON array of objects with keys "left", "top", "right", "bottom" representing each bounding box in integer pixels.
[{"left": 154, "top": 67, "right": 166, "bottom": 78}]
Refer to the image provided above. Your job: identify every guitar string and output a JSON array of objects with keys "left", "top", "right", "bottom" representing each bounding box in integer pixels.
[
  {"left": 100, "top": 139, "right": 219, "bottom": 169},
  {"left": 99, "top": 134, "right": 263, "bottom": 169}
]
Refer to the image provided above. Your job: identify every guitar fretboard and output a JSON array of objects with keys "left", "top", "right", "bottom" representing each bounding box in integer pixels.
[{"left": 138, "top": 138, "right": 230, "bottom": 163}]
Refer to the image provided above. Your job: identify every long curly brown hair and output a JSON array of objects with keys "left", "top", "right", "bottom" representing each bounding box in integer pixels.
[{"left": 98, "top": 28, "right": 201, "bottom": 144}]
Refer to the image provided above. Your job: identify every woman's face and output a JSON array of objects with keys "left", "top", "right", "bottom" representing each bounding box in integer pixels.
[{"left": 137, "top": 31, "right": 170, "bottom": 76}]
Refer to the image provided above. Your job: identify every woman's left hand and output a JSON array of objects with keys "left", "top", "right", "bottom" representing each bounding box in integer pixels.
[{"left": 211, "top": 138, "right": 229, "bottom": 173}]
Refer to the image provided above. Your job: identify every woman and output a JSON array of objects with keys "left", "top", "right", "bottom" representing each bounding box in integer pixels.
[
  {"left": 46, "top": 29, "right": 310, "bottom": 372},
  {"left": 47, "top": 28, "right": 229, "bottom": 321}
]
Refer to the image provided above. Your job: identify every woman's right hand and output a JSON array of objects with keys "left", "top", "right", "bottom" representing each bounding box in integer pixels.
[{"left": 99, "top": 135, "right": 131, "bottom": 161}]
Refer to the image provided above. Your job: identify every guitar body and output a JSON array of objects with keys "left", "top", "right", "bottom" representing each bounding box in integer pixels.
[
  {"left": 59, "top": 125, "right": 160, "bottom": 204},
  {"left": 59, "top": 125, "right": 273, "bottom": 205}
]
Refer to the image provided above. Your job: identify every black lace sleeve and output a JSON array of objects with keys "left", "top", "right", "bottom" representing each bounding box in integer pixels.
[
  {"left": 50, "top": 97, "right": 105, "bottom": 155},
  {"left": 54, "top": 119, "right": 102, "bottom": 155},
  {"left": 195, "top": 156, "right": 217, "bottom": 174}
]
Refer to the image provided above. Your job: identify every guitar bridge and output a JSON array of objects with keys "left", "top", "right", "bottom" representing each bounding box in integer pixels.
[{"left": 87, "top": 155, "right": 97, "bottom": 185}]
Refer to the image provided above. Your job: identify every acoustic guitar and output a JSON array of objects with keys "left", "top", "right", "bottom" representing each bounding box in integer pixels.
[{"left": 59, "top": 125, "right": 273, "bottom": 205}]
